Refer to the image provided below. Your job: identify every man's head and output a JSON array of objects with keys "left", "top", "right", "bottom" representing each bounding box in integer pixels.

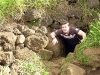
[{"left": 61, "top": 21, "right": 69, "bottom": 33}]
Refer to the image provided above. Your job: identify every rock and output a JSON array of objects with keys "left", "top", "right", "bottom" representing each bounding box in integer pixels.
[
  {"left": 24, "top": 33, "right": 49, "bottom": 52},
  {"left": 17, "top": 24, "right": 29, "bottom": 33},
  {"left": 37, "top": 26, "right": 48, "bottom": 34},
  {"left": 16, "top": 35, "right": 25, "bottom": 44},
  {"left": 16, "top": 44, "right": 24, "bottom": 49},
  {"left": 13, "top": 47, "right": 36, "bottom": 61},
  {"left": 60, "top": 63, "right": 86, "bottom": 75},
  {"left": 23, "top": 29, "right": 35, "bottom": 37},
  {"left": 44, "top": 61, "right": 61, "bottom": 75},
  {"left": 83, "top": 47, "right": 100, "bottom": 68},
  {"left": 23, "top": 8, "right": 41, "bottom": 21},
  {"left": 87, "top": 0, "right": 99, "bottom": 9},
  {"left": 46, "top": 36, "right": 64, "bottom": 57},
  {"left": 0, "top": 51, "right": 15, "bottom": 65},
  {"left": 0, "top": 32, "right": 16, "bottom": 51},
  {"left": 38, "top": 49, "right": 53, "bottom": 60}
]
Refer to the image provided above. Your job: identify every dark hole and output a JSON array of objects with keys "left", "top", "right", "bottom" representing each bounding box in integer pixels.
[
  {"left": 0, "top": 60, "right": 6, "bottom": 66},
  {"left": 60, "top": 37, "right": 76, "bottom": 57}
]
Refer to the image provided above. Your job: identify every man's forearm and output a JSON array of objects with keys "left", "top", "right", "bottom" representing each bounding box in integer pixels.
[
  {"left": 78, "top": 30, "right": 86, "bottom": 40},
  {"left": 50, "top": 32, "right": 56, "bottom": 39},
  {"left": 50, "top": 32, "right": 58, "bottom": 45}
]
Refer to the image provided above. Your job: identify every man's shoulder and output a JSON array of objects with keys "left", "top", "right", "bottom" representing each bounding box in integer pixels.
[
  {"left": 55, "top": 29, "right": 62, "bottom": 32},
  {"left": 70, "top": 26, "right": 80, "bottom": 33},
  {"left": 70, "top": 27, "right": 79, "bottom": 31},
  {"left": 54, "top": 29, "right": 63, "bottom": 35},
  {"left": 70, "top": 26, "right": 75, "bottom": 29}
]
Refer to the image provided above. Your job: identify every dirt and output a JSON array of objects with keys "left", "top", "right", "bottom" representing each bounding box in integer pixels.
[{"left": 79, "top": 65, "right": 100, "bottom": 75}]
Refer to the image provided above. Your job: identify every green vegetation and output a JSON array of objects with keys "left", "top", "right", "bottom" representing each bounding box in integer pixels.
[
  {"left": 1, "top": 54, "right": 49, "bottom": 75},
  {"left": 19, "top": 53, "right": 49, "bottom": 75},
  {"left": 60, "top": 65, "right": 68, "bottom": 73},
  {"left": 0, "top": 0, "right": 100, "bottom": 73},
  {"left": 29, "top": 19, "right": 40, "bottom": 27},
  {"left": 65, "top": 57, "right": 74, "bottom": 62},
  {"left": 2, "top": 66, "right": 10, "bottom": 75},
  {"left": 0, "top": 0, "right": 26, "bottom": 24},
  {"left": 65, "top": 0, "right": 100, "bottom": 65},
  {"left": 0, "top": 0, "right": 60, "bottom": 24},
  {"left": 28, "top": 0, "right": 61, "bottom": 9},
  {"left": 0, "top": 0, "right": 26, "bottom": 16},
  {"left": 66, "top": 20, "right": 100, "bottom": 65},
  {"left": 79, "top": 0, "right": 99, "bottom": 24},
  {"left": 75, "top": 20, "right": 100, "bottom": 65}
]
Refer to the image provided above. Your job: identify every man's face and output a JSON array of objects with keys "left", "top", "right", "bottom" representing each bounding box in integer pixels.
[{"left": 61, "top": 23, "right": 69, "bottom": 33}]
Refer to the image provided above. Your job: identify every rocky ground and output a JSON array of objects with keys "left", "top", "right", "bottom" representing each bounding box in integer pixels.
[
  {"left": 80, "top": 65, "right": 100, "bottom": 75},
  {"left": 50, "top": 55, "right": 100, "bottom": 75}
]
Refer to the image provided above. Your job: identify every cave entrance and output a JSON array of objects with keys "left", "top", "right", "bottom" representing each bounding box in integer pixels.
[{"left": 60, "top": 37, "right": 77, "bottom": 57}]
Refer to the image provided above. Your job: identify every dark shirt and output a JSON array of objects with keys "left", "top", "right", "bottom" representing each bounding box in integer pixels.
[{"left": 54, "top": 27, "right": 82, "bottom": 44}]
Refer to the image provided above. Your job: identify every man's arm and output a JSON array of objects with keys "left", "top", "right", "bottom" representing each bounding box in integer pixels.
[
  {"left": 50, "top": 32, "right": 56, "bottom": 39},
  {"left": 50, "top": 32, "right": 58, "bottom": 45},
  {"left": 78, "top": 30, "right": 86, "bottom": 41}
]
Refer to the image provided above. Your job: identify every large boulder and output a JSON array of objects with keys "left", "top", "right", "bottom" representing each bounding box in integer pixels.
[
  {"left": 83, "top": 47, "right": 100, "bottom": 68},
  {"left": 60, "top": 63, "right": 86, "bottom": 75},
  {"left": 0, "top": 32, "right": 16, "bottom": 51},
  {"left": 87, "top": 0, "right": 100, "bottom": 9},
  {"left": 13, "top": 47, "right": 36, "bottom": 61},
  {"left": 38, "top": 49, "right": 53, "bottom": 60},
  {"left": 0, "top": 51, "right": 15, "bottom": 65},
  {"left": 23, "top": 8, "right": 41, "bottom": 21},
  {"left": 46, "top": 34, "right": 64, "bottom": 57},
  {"left": 16, "top": 34, "right": 25, "bottom": 44},
  {"left": 24, "top": 33, "right": 49, "bottom": 52}
]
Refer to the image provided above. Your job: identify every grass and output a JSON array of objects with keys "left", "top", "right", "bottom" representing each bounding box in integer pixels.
[
  {"left": 2, "top": 66, "right": 10, "bottom": 75},
  {"left": 0, "top": 0, "right": 61, "bottom": 24},
  {"left": 19, "top": 53, "right": 49, "bottom": 75},
  {"left": 79, "top": 0, "right": 99, "bottom": 24},
  {"left": 65, "top": 20, "right": 100, "bottom": 65},
  {"left": 75, "top": 20, "right": 100, "bottom": 65},
  {"left": 65, "top": 0, "right": 100, "bottom": 65},
  {"left": 0, "top": 56, "right": 50, "bottom": 75},
  {"left": 0, "top": 0, "right": 100, "bottom": 73},
  {"left": 0, "top": 0, "right": 26, "bottom": 16},
  {"left": 0, "top": 0, "right": 26, "bottom": 24},
  {"left": 27, "top": 0, "right": 61, "bottom": 9}
]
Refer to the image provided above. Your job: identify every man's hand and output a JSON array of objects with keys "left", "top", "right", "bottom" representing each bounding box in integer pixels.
[
  {"left": 52, "top": 38, "right": 58, "bottom": 45},
  {"left": 50, "top": 32, "right": 58, "bottom": 45}
]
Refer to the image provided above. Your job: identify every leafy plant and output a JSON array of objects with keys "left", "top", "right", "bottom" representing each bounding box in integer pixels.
[
  {"left": 0, "top": 0, "right": 26, "bottom": 24},
  {"left": 0, "top": 0, "right": 26, "bottom": 16},
  {"left": 75, "top": 20, "right": 100, "bottom": 65},
  {"left": 28, "top": 19, "right": 40, "bottom": 27},
  {"left": 65, "top": 57, "right": 74, "bottom": 62},
  {"left": 27, "top": 0, "right": 61, "bottom": 9},
  {"left": 65, "top": 20, "right": 100, "bottom": 65},
  {"left": 2, "top": 66, "right": 10, "bottom": 75},
  {"left": 60, "top": 65, "right": 68, "bottom": 72},
  {"left": 73, "top": 1, "right": 100, "bottom": 65},
  {"left": 0, "top": 0, "right": 60, "bottom": 24},
  {"left": 19, "top": 53, "right": 49, "bottom": 75},
  {"left": 79, "top": 0, "right": 99, "bottom": 24}
]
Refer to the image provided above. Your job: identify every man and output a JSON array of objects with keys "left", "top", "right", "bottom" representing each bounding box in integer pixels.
[{"left": 50, "top": 21, "right": 86, "bottom": 55}]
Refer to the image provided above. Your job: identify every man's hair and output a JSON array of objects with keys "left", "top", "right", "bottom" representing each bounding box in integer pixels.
[{"left": 60, "top": 20, "right": 69, "bottom": 25}]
